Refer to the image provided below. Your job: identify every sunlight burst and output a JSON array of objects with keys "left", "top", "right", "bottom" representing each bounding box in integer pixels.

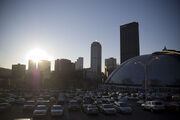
[{"left": 26, "top": 48, "right": 52, "bottom": 63}]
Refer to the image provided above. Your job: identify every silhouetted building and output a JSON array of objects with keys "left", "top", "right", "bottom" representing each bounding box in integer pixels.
[
  {"left": 55, "top": 59, "right": 75, "bottom": 73},
  {"left": 105, "top": 57, "right": 117, "bottom": 77},
  {"left": 38, "top": 60, "right": 51, "bottom": 88},
  {"left": 0, "top": 67, "right": 11, "bottom": 88},
  {"left": 54, "top": 59, "right": 75, "bottom": 89},
  {"left": 91, "top": 41, "right": 102, "bottom": 76},
  {"left": 12, "top": 63, "right": 26, "bottom": 88},
  {"left": 120, "top": 22, "right": 139, "bottom": 63},
  {"left": 75, "top": 57, "right": 83, "bottom": 70},
  {"left": 38, "top": 60, "right": 50, "bottom": 78},
  {"left": 28, "top": 60, "right": 36, "bottom": 72}
]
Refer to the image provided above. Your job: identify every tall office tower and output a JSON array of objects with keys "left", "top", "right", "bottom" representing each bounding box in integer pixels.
[
  {"left": 91, "top": 41, "right": 102, "bottom": 76},
  {"left": 28, "top": 60, "right": 36, "bottom": 71},
  {"left": 12, "top": 63, "right": 26, "bottom": 88},
  {"left": 38, "top": 60, "right": 51, "bottom": 88},
  {"left": 105, "top": 57, "right": 117, "bottom": 77},
  {"left": 38, "top": 60, "right": 50, "bottom": 76},
  {"left": 120, "top": 22, "right": 139, "bottom": 63},
  {"left": 75, "top": 57, "right": 83, "bottom": 70}
]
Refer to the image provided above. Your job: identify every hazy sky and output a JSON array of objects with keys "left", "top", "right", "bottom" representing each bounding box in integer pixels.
[{"left": 0, "top": 0, "right": 180, "bottom": 71}]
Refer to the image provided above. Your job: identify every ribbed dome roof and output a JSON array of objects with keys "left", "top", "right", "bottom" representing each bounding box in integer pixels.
[{"left": 106, "top": 53, "right": 180, "bottom": 86}]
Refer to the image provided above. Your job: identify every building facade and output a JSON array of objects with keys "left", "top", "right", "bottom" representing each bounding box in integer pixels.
[
  {"left": 91, "top": 41, "right": 102, "bottom": 76},
  {"left": 38, "top": 60, "right": 51, "bottom": 79},
  {"left": 28, "top": 60, "right": 36, "bottom": 72},
  {"left": 12, "top": 63, "right": 26, "bottom": 88},
  {"left": 105, "top": 57, "right": 117, "bottom": 77},
  {"left": 120, "top": 22, "right": 139, "bottom": 63},
  {"left": 55, "top": 59, "right": 75, "bottom": 73},
  {"left": 75, "top": 57, "right": 83, "bottom": 70}
]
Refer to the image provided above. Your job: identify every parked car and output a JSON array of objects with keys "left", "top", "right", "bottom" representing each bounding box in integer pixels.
[
  {"left": 23, "top": 100, "right": 35, "bottom": 112},
  {"left": 51, "top": 105, "right": 63, "bottom": 117},
  {"left": 99, "top": 104, "right": 116, "bottom": 115},
  {"left": 33, "top": 105, "right": 48, "bottom": 118},
  {"left": 142, "top": 101, "right": 165, "bottom": 112},
  {"left": 0, "top": 103, "right": 11, "bottom": 112},
  {"left": 137, "top": 100, "right": 145, "bottom": 106},
  {"left": 6, "top": 98, "right": 16, "bottom": 104},
  {"left": 164, "top": 102, "right": 179, "bottom": 112},
  {"left": 16, "top": 98, "right": 25, "bottom": 104},
  {"left": 84, "top": 104, "right": 98, "bottom": 115},
  {"left": 114, "top": 101, "right": 133, "bottom": 114},
  {"left": 68, "top": 100, "right": 81, "bottom": 111},
  {"left": 81, "top": 103, "right": 91, "bottom": 112}
]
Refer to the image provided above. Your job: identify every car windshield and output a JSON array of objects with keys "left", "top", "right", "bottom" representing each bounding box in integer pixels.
[
  {"left": 104, "top": 104, "right": 113, "bottom": 108},
  {"left": 25, "top": 101, "right": 34, "bottom": 105},
  {"left": 120, "top": 103, "right": 128, "bottom": 107},
  {"left": 153, "top": 102, "right": 162, "bottom": 105},
  {"left": 52, "top": 106, "right": 62, "bottom": 109},
  {"left": 37, "top": 106, "right": 47, "bottom": 110},
  {"left": 88, "top": 105, "right": 96, "bottom": 108}
]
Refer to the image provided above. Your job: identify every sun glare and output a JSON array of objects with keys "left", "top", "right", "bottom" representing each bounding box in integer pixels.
[{"left": 26, "top": 48, "right": 52, "bottom": 63}]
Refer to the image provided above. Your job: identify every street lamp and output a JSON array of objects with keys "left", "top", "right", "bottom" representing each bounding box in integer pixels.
[{"left": 134, "top": 56, "right": 159, "bottom": 101}]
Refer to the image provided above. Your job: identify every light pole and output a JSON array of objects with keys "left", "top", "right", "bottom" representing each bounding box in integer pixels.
[{"left": 134, "top": 56, "right": 159, "bottom": 101}]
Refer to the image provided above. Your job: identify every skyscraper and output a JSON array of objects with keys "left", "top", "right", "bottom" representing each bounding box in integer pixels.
[
  {"left": 38, "top": 60, "right": 51, "bottom": 79},
  {"left": 105, "top": 57, "right": 117, "bottom": 77},
  {"left": 12, "top": 63, "right": 26, "bottom": 88},
  {"left": 75, "top": 57, "right": 83, "bottom": 70},
  {"left": 91, "top": 41, "right": 102, "bottom": 76},
  {"left": 120, "top": 22, "right": 139, "bottom": 63},
  {"left": 28, "top": 60, "right": 36, "bottom": 71}
]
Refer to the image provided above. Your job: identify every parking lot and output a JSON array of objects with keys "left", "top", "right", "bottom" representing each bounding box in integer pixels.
[{"left": 0, "top": 99, "right": 179, "bottom": 120}]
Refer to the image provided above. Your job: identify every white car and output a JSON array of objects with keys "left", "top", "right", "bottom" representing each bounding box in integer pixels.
[
  {"left": 33, "top": 105, "right": 48, "bottom": 118},
  {"left": 142, "top": 101, "right": 165, "bottom": 112},
  {"left": 51, "top": 105, "right": 63, "bottom": 117},
  {"left": 85, "top": 104, "right": 98, "bottom": 115},
  {"left": 23, "top": 100, "right": 35, "bottom": 112},
  {"left": 114, "top": 101, "right": 133, "bottom": 114},
  {"left": 100, "top": 104, "right": 116, "bottom": 115},
  {"left": 137, "top": 100, "right": 144, "bottom": 106}
]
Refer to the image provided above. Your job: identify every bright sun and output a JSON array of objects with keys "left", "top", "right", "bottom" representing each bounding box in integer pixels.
[{"left": 26, "top": 48, "right": 52, "bottom": 63}]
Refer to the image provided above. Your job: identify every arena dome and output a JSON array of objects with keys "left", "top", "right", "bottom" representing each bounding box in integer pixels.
[{"left": 106, "top": 52, "right": 180, "bottom": 87}]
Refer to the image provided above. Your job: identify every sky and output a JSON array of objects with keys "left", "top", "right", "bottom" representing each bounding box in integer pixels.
[{"left": 0, "top": 0, "right": 180, "bottom": 71}]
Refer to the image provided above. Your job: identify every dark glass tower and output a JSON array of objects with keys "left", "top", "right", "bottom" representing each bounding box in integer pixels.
[
  {"left": 91, "top": 41, "right": 102, "bottom": 76},
  {"left": 120, "top": 22, "right": 139, "bottom": 63}
]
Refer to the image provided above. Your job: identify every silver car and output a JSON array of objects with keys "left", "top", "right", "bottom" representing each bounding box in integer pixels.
[
  {"left": 100, "top": 104, "right": 116, "bottom": 115},
  {"left": 114, "top": 101, "right": 133, "bottom": 114},
  {"left": 33, "top": 105, "right": 48, "bottom": 118},
  {"left": 85, "top": 104, "right": 98, "bottom": 115},
  {"left": 51, "top": 105, "right": 63, "bottom": 117}
]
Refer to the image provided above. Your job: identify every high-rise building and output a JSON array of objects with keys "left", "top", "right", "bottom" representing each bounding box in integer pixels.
[
  {"left": 55, "top": 59, "right": 75, "bottom": 73},
  {"left": 75, "top": 57, "right": 83, "bottom": 70},
  {"left": 105, "top": 57, "right": 117, "bottom": 77},
  {"left": 38, "top": 60, "right": 51, "bottom": 88},
  {"left": 38, "top": 60, "right": 51, "bottom": 79},
  {"left": 28, "top": 60, "right": 36, "bottom": 71},
  {"left": 120, "top": 22, "right": 139, "bottom": 63},
  {"left": 12, "top": 63, "right": 26, "bottom": 78},
  {"left": 12, "top": 63, "right": 26, "bottom": 88},
  {"left": 91, "top": 41, "right": 102, "bottom": 76}
]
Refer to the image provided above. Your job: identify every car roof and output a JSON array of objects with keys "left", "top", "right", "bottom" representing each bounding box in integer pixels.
[{"left": 52, "top": 105, "right": 62, "bottom": 107}]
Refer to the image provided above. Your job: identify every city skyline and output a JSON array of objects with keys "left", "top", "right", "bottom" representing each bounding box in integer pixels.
[{"left": 0, "top": 0, "right": 180, "bottom": 71}]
